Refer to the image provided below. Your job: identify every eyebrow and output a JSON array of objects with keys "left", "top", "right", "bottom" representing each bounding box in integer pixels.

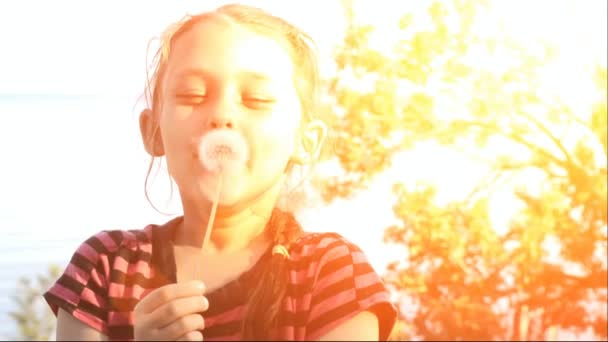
[
  {"left": 171, "top": 69, "right": 213, "bottom": 82},
  {"left": 170, "top": 69, "right": 273, "bottom": 83}
]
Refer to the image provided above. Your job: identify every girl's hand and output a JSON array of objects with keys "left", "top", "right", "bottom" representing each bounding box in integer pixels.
[{"left": 134, "top": 281, "right": 209, "bottom": 341}]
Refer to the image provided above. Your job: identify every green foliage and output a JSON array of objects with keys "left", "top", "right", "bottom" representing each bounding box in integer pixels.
[
  {"left": 319, "top": 0, "right": 607, "bottom": 340},
  {"left": 8, "top": 264, "right": 61, "bottom": 341}
]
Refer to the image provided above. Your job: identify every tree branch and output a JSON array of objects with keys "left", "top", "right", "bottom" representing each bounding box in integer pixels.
[{"left": 517, "top": 110, "right": 576, "bottom": 168}]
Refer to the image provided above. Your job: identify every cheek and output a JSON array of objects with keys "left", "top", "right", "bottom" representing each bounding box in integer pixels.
[
  {"left": 250, "top": 115, "right": 299, "bottom": 169},
  {"left": 159, "top": 109, "right": 199, "bottom": 166}
]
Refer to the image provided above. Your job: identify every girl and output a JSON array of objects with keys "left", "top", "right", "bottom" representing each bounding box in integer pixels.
[{"left": 44, "top": 3, "right": 397, "bottom": 341}]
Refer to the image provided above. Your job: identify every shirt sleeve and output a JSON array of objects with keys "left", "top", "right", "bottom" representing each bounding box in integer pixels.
[
  {"left": 43, "top": 231, "right": 113, "bottom": 335},
  {"left": 304, "top": 234, "right": 398, "bottom": 341}
]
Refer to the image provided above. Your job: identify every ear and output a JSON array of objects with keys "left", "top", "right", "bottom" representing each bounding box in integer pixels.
[
  {"left": 291, "top": 120, "right": 327, "bottom": 165},
  {"left": 139, "top": 108, "right": 165, "bottom": 157}
]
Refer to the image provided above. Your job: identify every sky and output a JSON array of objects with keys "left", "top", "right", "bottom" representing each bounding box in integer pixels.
[{"left": 0, "top": 0, "right": 346, "bottom": 96}]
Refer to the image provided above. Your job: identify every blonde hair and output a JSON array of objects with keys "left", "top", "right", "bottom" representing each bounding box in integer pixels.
[{"left": 142, "top": 4, "right": 323, "bottom": 339}]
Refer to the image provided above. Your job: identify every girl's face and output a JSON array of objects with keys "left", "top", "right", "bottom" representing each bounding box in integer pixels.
[{"left": 157, "top": 16, "right": 304, "bottom": 206}]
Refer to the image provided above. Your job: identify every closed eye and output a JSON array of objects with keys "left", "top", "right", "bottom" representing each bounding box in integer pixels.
[
  {"left": 175, "top": 94, "right": 207, "bottom": 105},
  {"left": 244, "top": 97, "right": 273, "bottom": 103},
  {"left": 242, "top": 96, "right": 275, "bottom": 109}
]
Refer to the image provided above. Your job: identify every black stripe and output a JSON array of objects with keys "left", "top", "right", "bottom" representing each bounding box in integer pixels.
[
  {"left": 286, "top": 279, "right": 312, "bottom": 298},
  {"left": 284, "top": 261, "right": 369, "bottom": 299},
  {"left": 353, "top": 261, "right": 374, "bottom": 276},
  {"left": 88, "top": 235, "right": 110, "bottom": 255},
  {"left": 115, "top": 246, "right": 153, "bottom": 265},
  {"left": 277, "top": 308, "right": 309, "bottom": 327},
  {"left": 57, "top": 274, "right": 85, "bottom": 295},
  {"left": 310, "top": 276, "right": 356, "bottom": 307},
  {"left": 317, "top": 254, "right": 352, "bottom": 280},
  {"left": 86, "top": 276, "right": 107, "bottom": 301},
  {"left": 204, "top": 319, "right": 242, "bottom": 338},
  {"left": 107, "top": 324, "right": 134, "bottom": 340},
  {"left": 356, "top": 282, "right": 386, "bottom": 299},
  {"left": 307, "top": 299, "right": 360, "bottom": 334},
  {"left": 71, "top": 253, "right": 94, "bottom": 273},
  {"left": 289, "top": 240, "right": 345, "bottom": 271},
  {"left": 205, "top": 286, "right": 248, "bottom": 316},
  {"left": 109, "top": 269, "right": 156, "bottom": 288},
  {"left": 107, "top": 230, "right": 124, "bottom": 247},
  {"left": 289, "top": 232, "right": 345, "bottom": 255},
  {"left": 79, "top": 296, "right": 107, "bottom": 322},
  {"left": 108, "top": 297, "right": 139, "bottom": 312},
  {"left": 43, "top": 291, "right": 77, "bottom": 315},
  {"left": 130, "top": 229, "right": 150, "bottom": 243}
]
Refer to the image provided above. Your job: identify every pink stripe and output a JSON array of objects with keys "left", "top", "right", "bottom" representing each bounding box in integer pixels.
[
  {"left": 81, "top": 287, "right": 107, "bottom": 308},
  {"left": 64, "top": 263, "right": 90, "bottom": 284},
  {"left": 108, "top": 282, "right": 147, "bottom": 299},
  {"left": 98, "top": 255, "right": 110, "bottom": 287},
  {"left": 291, "top": 266, "right": 371, "bottom": 315},
  {"left": 113, "top": 256, "right": 151, "bottom": 278},
  {"left": 292, "top": 292, "right": 312, "bottom": 312},
  {"left": 354, "top": 271, "right": 381, "bottom": 289},
  {"left": 127, "top": 259, "right": 152, "bottom": 279},
  {"left": 290, "top": 243, "right": 351, "bottom": 286},
  {"left": 76, "top": 242, "right": 99, "bottom": 264},
  {"left": 90, "top": 267, "right": 106, "bottom": 290},
  {"left": 71, "top": 309, "right": 108, "bottom": 335},
  {"left": 49, "top": 283, "right": 80, "bottom": 305},
  {"left": 357, "top": 290, "right": 390, "bottom": 309},
  {"left": 316, "top": 263, "right": 353, "bottom": 296},
  {"left": 140, "top": 238, "right": 153, "bottom": 255},
  {"left": 298, "top": 235, "right": 340, "bottom": 256},
  {"left": 351, "top": 250, "right": 368, "bottom": 263},
  {"left": 287, "top": 243, "right": 353, "bottom": 312},
  {"left": 309, "top": 287, "right": 357, "bottom": 321},
  {"left": 289, "top": 262, "right": 317, "bottom": 285},
  {"left": 204, "top": 304, "right": 245, "bottom": 326},
  {"left": 96, "top": 231, "right": 118, "bottom": 251},
  {"left": 277, "top": 325, "right": 307, "bottom": 341},
  {"left": 321, "top": 243, "right": 350, "bottom": 261},
  {"left": 108, "top": 311, "right": 134, "bottom": 326}
]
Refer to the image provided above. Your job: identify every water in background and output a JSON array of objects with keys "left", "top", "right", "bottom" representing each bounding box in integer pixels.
[{"left": 0, "top": 93, "right": 171, "bottom": 339}]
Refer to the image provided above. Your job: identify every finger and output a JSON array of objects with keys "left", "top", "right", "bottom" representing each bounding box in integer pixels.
[
  {"left": 152, "top": 295, "right": 209, "bottom": 328},
  {"left": 177, "top": 330, "right": 204, "bottom": 341},
  {"left": 160, "top": 314, "right": 205, "bottom": 341},
  {"left": 136, "top": 281, "right": 206, "bottom": 314}
]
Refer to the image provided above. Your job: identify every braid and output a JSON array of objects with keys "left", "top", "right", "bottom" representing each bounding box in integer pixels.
[{"left": 241, "top": 208, "right": 303, "bottom": 340}]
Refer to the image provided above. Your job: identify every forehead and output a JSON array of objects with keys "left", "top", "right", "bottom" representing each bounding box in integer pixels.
[{"left": 165, "top": 15, "right": 295, "bottom": 84}]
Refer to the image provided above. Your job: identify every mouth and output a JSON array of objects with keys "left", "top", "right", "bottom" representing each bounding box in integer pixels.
[{"left": 194, "top": 129, "right": 249, "bottom": 173}]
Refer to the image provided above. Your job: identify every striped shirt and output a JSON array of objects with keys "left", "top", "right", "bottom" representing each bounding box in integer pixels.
[{"left": 44, "top": 217, "right": 398, "bottom": 340}]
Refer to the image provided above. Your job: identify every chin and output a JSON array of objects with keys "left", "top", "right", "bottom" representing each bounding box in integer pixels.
[{"left": 197, "top": 178, "right": 245, "bottom": 206}]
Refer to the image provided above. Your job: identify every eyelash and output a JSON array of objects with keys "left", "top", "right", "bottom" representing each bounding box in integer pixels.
[
  {"left": 175, "top": 94, "right": 207, "bottom": 105},
  {"left": 175, "top": 93, "right": 275, "bottom": 108}
]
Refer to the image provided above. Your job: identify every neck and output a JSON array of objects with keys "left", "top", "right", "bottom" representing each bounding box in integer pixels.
[{"left": 175, "top": 177, "right": 284, "bottom": 253}]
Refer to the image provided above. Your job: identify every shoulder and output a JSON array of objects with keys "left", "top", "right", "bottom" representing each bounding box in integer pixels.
[
  {"left": 287, "top": 232, "right": 398, "bottom": 340},
  {"left": 73, "top": 226, "right": 154, "bottom": 262},
  {"left": 289, "top": 231, "right": 365, "bottom": 266},
  {"left": 287, "top": 231, "right": 374, "bottom": 287}
]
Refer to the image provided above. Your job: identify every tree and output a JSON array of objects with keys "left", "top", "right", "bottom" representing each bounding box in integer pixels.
[
  {"left": 318, "top": 0, "right": 607, "bottom": 340},
  {"left": 8, "top": 264, "right": 61, "bottom": 341}
]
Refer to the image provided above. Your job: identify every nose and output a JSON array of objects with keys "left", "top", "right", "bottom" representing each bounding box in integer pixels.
[
  {"left": 206, "top": 94, "right": 237, "bottom": 129},
  {"left": 209, "top": 116, "right": 234, "bottom": 129}
]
